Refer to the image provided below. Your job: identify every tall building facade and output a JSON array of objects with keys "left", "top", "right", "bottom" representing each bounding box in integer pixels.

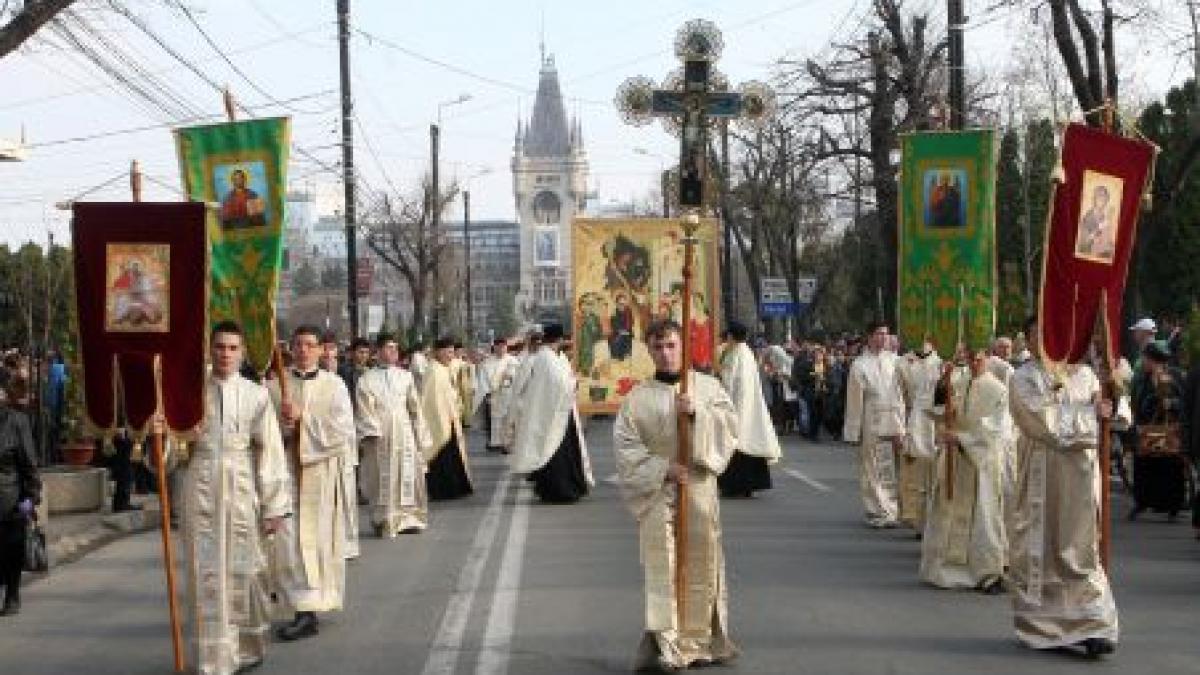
[{"left": 511, "top": 54, "right": 589, "bottom": 327}]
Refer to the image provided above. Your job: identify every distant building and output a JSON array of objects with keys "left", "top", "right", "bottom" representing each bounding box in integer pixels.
[
  {"left": 443, "top": 219, "right": 521, "bottom": 340},
  {"left": 511, "top": 53, "right": 589, "bottom": 328}
]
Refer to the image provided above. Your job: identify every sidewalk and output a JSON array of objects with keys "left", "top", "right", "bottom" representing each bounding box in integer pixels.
[{"left": 30, "top": 493, "right": 163, "bottom": 579}]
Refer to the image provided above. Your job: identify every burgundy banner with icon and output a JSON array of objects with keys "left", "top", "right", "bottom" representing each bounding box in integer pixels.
[
  {"left": 72, "top": 202, "right": 208, "bottom": 435},
  {"left": 1037, "top": 124, "right": 1156, "bottom": 366}
]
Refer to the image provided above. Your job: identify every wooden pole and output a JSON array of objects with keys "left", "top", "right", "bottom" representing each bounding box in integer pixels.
[
  {"left": 674, "top": 213, "right": 700, "bottom": 630},
  {"left": 1096, "top": 102, "right": 1116, "bottom": 570},
  {"left": 272, "top": 344, "right": 302, "bottom": 490},
  {"left": 133, "top": 163, "right": 183, "bottom": 669},
  {"left": 223, "top": 87, "right": 237, "bottom": 122},
  {"left": 940, "top": 361, "right": 957, "bottom": 501}
]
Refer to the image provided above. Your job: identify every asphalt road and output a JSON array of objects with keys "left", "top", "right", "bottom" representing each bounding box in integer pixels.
[{"left": 2, "top": 421, "right": 1198, "bottom": 674}]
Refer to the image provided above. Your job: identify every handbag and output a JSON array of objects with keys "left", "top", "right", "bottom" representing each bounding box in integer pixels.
[
  {"left": 23, "top": 516, "right": 48, "bottom": 573},
  {"left": 1136, "top": 392, "right": 1182, "bottom": 458}
]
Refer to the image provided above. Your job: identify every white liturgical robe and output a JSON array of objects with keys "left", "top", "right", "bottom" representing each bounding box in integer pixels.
[
  {"left": 510, "top": 346, "right": 593, "bottom": 483},
  {"left": 898, "top": 351, "right": 942, "bottom": 530},
  {"left": 614, "top": 373, "right": 740, "bottom": 671},
  {"left": 268, "top": 369, "right": 356, "bottom": 614},
  {"left": 920, "top": 368, "right": 1007, "bottom": 589},
  {"left": 1008, "top": 360, "right": 1121, "bottom": 649},
  {"left": 356, "top": 366, "right": 433, "bottom": 535},
  {"left": 718, "top": 342, "right": 782, "bottom": 462},
  {"left": 844, "top": 349, "right": 906, "bottom": 527},
  {"left": 475, "top": 353, "right": 519, "bottom": 448},
  {"left": 179, "top": 373, "right": 291, "bottom": 675}
]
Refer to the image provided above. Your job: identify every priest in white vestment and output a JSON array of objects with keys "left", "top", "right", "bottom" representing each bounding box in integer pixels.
[
  {"left": 614, "top": 319, "right": 741, "bottom": 671},
  {"left": 268, "top": 325, "right": 356, "bottom": 641},
  {"left": 475, "top": 339, "right": 520, "bottom": 452},
  {"left": 716, "top": 323, "right": 781, "bottom": 498},
  {"left": 920, "top": 349, "right": 1007, "bottom": 593},
  {"left": 1007, "top": 316, "right": 1121, "bottom": 657},
  {"left": 356, "top": 333, "right": 433, "bottom": 536},
  {"left": 510, "top": 324, "right": 594, "bottom": 503},
  {"left": 843, "top": 322, "right": 906, "bottom": 528},
  {"left": 175, "top": 322, "right": 291, "bottom": 674},
  {"left": 987, "top": 339, "right": 1020, "bottom": 528},
  {"left": 898, "top": 342, "right": 941, "bottom": 533},
  {"left": 420, "top": 337, "right": 474, "bottom": 500},
  {"left": 449, "top": 342, "right": 476, "bottom": 429},
  {"left": 408, "top": 342, "right": 430, "bottom": 389}
]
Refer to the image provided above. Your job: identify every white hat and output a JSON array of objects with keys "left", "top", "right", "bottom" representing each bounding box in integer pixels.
[{"left": 1128, "top": 318, "right": 1156, "bottom": 332}]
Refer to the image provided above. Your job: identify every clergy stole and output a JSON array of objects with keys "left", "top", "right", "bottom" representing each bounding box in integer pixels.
[
  {"left": 1007, "top": 361, "right": 1119, "bottom": 648},
  {"left": 614, "top": 375, "right": 738, "bottom": 645}
]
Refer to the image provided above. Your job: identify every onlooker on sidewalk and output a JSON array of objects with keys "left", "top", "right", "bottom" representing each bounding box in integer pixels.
[{"left": 0, "top": 378, "right": 41, "bottom": 616}]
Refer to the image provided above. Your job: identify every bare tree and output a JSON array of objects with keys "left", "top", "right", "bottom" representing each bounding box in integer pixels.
[
  {"left": 0, "top": 0, "right": 77, "bottom": 59},
  {"left": 362, "top": 178, "right": 459, "bottom": 335}
]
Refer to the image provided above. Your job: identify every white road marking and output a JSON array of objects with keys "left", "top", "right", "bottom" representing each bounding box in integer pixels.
[
  {"left": 420, "top": 472, "right": 513, "bottom": 675},
  {"left": 782, "top": 466, "right": 834, "bottom": 493},
  {"left": 603, "top": 472, "right": 620, "bottom": 485},
  {"left": 474, "top": 485, "right": 534, "bottom": 675}
]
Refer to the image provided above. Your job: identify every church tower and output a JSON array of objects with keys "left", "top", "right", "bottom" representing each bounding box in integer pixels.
[{"left": 512, "top": 52, "right": 589, "bottom": 328}]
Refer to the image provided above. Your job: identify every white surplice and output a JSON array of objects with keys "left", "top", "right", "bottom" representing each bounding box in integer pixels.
[
  {"left": 1007, "top": 361, "right": 1121, "bottom": 649},
  {"left": 920, "top": 368, "right": 1007, "bottom": 589},
  {"left": 509, "top": 346, "right": 593, "bottom": 484},
  {"left": 267, "top": 370, "right": 356, "bottom": 614},
  {"left": 179, "top": 374, "right": 291, "bottom": 675},
  {"left": 356, "top": 366, "right": 433, "bottom": 535},
  {"left": 898, "top": 351, "right": 942, "bottom": 530},
  {"left": 475, "top": 353, "right": 519, "bottom": 448},
  {"left": 843, "top": 349, "right": 906, "bottom": 527},
  {"left": 614, "top": 373, "right": 740, "bottom": 671},
  {"left": 718, "top": 342, "right": 782, "bottom": 462}
]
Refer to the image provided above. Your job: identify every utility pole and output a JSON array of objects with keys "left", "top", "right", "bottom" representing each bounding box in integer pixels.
[
  {"left": 721, "top": 121, "right": 733, "bottom": 325},
  {"left": 947, "top": 0, "right": 966, "bottom": 129},
  {"left": 337, "top": 0, "right": 359, "bottom": 337},
  {"left": 430, "top": 123, "right": 440, "bottom": 337},
  {"left": 464, "top": 190, "right": 473, "bottom": 343}
]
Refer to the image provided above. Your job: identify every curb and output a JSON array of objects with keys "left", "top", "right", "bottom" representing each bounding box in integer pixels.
[{"left": 25, "top": 506, "right": 163, "bottom": 583}]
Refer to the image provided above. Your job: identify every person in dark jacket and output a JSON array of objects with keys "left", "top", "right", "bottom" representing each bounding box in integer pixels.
[
  {"left": 1130, "top": 341, "right": 1188, "bottom": 521},
  {"left": 0, "top": 390, "right": 40, "bottom": 616},
  {"left": 1181, "top": 341, "right": 1200, "bottom": 539}
]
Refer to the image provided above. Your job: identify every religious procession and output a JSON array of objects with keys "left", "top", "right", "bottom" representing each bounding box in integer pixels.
[{"left": 1, "top": 2, "right": 1198, "bottom": 674}]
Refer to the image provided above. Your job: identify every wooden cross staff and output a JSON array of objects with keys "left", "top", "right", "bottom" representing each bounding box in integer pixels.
[
  {"left": 615, "top": 19, "right": 774, "bottom": 630},
  {"left": 1095, "top": 100, "right": 1118, "bottom": 571}
]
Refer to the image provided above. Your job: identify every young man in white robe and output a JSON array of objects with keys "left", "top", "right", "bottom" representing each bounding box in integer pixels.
[
  {"left": 318, "top": 330, "right": 360, "bottom": 561},
  {"left": 1008, "top": 315, "right": 1122, "bottom": 657},
  {"left": 919, "top": 347, "right": 1007, "bottom": 594},
  {"left": 987, "top": 337, "right": 1020, "bottom": 522},
  {"left": 843, "top": 321, "right": 907, "bottom": 528},
  {"left": 716, "top": 322, "right": 781, "bottom": 498},
  {"left": 898, "top": 340, "right": 942, "bottom": 533},
  {"left": 449, "top": 342, "right": 475, "bottom": 429},
  {"left": 510, "top": 324, "right": 594, "bottom": 503},
  {"left": 356, "top": 332, "right": 433, "bottom": 536},
  {"left": 408, "top": 341, "right": 430, "bottom": 389},
  {"left": 475, "top": 339, "right": 519, "bottom": 452},
  {"left": 174, "top": 321, "right": 291, "bottom": 674},
  {"left": 614, "top": 319, "right": 740, "bottom": 672},
  {"left": 268, "top": 325, "right": 357, "bottom": 641},
  {"left": 420, "top": 337, "right": 474, "bottom": 500}
]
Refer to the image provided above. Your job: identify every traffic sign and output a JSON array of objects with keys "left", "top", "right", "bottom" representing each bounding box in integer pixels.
[{"left": 760, "top": 277, "right": 794, "bottom": 317}]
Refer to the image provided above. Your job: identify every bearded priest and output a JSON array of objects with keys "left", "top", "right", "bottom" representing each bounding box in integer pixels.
[
  {"left": 420, "top": 337, "right": 474, "bottom": 501},
  {"left": 510, "top": 324, "right": 593, "bottom": 503},
  {"left": 356, "top": 332, "right": 433, "bottom": 536},
  {"left": 716, "top": 321, "right": 781, "bottom": 498},
  {"left": 614, "top": 319, "right": 741, "bottom": 671},
  {"left": 268, "top": 325, "right": 356, "bottom": 642}
]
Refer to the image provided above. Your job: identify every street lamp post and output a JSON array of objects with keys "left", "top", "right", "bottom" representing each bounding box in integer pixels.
[
  {"left": 431, "top": 93, "right": 472, "bottom": 336},
  {"left": 461, "top": 167, "right": 493, "bottom": 344}
]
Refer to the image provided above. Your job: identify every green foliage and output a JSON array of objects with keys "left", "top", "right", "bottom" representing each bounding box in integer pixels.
[{"left": 1136, "top": 80, "right": 1200, "bottom": 323}]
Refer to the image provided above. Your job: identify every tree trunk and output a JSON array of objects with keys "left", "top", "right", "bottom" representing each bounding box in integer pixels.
[{"left": 0, "top": 0, "right": 77, "bottom": 60}]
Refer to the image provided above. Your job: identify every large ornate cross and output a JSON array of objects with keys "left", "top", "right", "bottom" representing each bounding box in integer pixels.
[{"left": 615, "top": 19, "right": 774, "bottom": 209}]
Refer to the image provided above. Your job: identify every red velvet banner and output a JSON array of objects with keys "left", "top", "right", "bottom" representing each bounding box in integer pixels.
[
  {"left": 71, "top": 203, "right": 208, "bottom": 435},
  {"left": 1038, "top": 124, "right": 1156, "bottom": 366}
]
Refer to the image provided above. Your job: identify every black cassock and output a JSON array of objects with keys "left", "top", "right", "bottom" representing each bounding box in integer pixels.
[
  {"left": 528, "top": 417, "right": 589, "bottom": 504},
  {"left": 426, "top": 430, "right": 473, "bottom": 501}
]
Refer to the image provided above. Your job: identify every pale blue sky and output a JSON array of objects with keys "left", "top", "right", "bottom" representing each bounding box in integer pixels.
[{"left": 0, "top": 0, "right": 1183, "bottom": 246}]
